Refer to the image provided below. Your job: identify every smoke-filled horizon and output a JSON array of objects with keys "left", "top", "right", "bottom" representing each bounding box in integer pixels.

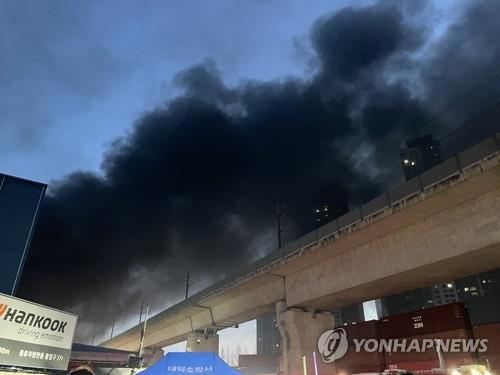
[{"left": 17, "top": 0, "right": 500, "bottom": 342}]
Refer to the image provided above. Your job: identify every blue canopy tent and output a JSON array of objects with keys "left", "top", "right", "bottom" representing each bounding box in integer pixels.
[{"left": 140, "top": 352, "right": 242, "bottom": 375}]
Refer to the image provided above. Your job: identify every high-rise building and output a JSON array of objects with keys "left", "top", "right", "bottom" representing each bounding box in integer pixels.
[
  {"left": 431, "top": 282, "right": 459, "bottom": 306},
  {"left": 381, "top": 282, "right": 460, "bottom": 317},
  {"left": 0, "top": 173, "right": 46, "bottom": 295},
  {"left": 380, "top": 270, "right": 500, "bottom": 325},
  {"left": 454, "top": 269, "right": 500, "bottom": 325},
  {"left": 256, "top": 314, "right": 280, "bottom": 355},
  {"left": 400, "top": 134, "right": 442, "bottom": 181},
  {"left": 312, "top": 185, "right": 349, "bottom": 228},
  {"left": 381, "top": 287, "right": 435, "bottom": 317},
  {"left": 381, "top": 283, "right": 460, "bottom": 318},
  {"left": 314, "top": 204, "right": 331, "bottom": 226}
]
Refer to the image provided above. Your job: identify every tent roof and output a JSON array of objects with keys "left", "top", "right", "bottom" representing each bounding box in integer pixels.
[{"left": 140, "top": 352, "right": 242, "bottom": 375}]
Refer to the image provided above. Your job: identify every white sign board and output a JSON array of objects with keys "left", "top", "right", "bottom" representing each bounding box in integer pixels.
[{"left": 0, "top": 293, "right": 78, "bottom": 370}]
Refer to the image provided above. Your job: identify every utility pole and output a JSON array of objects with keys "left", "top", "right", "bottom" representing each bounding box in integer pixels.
[
  {"left": 110, "top": 320, "right": 115, "bottom": 339},
  {"left": 277, "top": 203, "right": 283, "bottom": 253},
  {"left": 138, "top": 304, "right": 149, "bottom": 361},
  {"left": 185, "top": 271, "right": 190, "bottom": 300},
  {"left": 139, "top": 299, "right": 144, "bottom": 325}
]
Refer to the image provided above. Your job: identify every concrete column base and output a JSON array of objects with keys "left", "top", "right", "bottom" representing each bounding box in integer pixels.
[
  {"left": 276, "top": 301, "right": 334, "bottom": 375},
  {"left": 186, "top": 331, "right": 219, "bottom": 353}
]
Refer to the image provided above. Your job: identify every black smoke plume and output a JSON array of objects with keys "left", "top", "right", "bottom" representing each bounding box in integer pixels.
[{"left": 18, "top": 0, "right": 500, "bottom": 342}]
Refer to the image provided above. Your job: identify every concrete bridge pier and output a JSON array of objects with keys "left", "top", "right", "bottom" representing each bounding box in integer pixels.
[
  {"left": 143, "top": 347, "right": 165, "bottom": 366},
  {"left": 186, "top": 330, "right": 219, "bottom": 353},
  {"left": 276, "top": 301, "right": 334, "bottom": 375}
]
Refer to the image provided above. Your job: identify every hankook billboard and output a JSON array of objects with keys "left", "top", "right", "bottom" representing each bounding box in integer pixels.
[{"left": 0, "top": 293, "right": 78, "bottom": 371}]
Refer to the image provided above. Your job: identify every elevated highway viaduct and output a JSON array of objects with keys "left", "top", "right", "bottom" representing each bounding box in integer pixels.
[{"left": 104, "top": 134, "right": 500, "bottom": 375}]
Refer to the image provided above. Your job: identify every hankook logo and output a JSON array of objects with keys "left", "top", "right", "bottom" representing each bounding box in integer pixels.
[
  {"left": 0, "top": 305, "right": 68, "bottom": 333},
  {"left": 317, "top": 328, "right": 348, "bottom": 363}
]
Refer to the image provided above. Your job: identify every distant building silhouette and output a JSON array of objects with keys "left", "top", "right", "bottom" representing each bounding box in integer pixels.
[
  {"left": 312, "top": 185, "right": 349, "bottom": 228},
  {"left": 256, "top": 314, "right": 280, "bottom": 355},
  {"left": 314, "top": 204, "right": 331, "bottom": 226},
  {"left": 400, "top": 134, "right": 442, "bottom": 181},
  {"left": 379, "top": 269, "right": 500, "bottom": 326},
  {"left": 454, "top": 269, "right": 500, "bottom": 325}
]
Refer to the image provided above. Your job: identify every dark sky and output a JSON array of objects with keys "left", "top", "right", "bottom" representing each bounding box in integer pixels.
[
  {"left": 5, "top": 0, "right": 500, "bottom": 342},
  {"left": 1, "top": 0, "right": 365, "bottom": 182}
]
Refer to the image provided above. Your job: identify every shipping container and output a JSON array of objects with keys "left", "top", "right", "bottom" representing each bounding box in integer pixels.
[
  {"left": 334, "top": 321, "right": 385, "bottom": 368},
  {"left": 474, "top": 323, "right": 500, "bottom": 355},
  {"left": 381, "top": 303, "right": 471, "bottom": 339}
]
